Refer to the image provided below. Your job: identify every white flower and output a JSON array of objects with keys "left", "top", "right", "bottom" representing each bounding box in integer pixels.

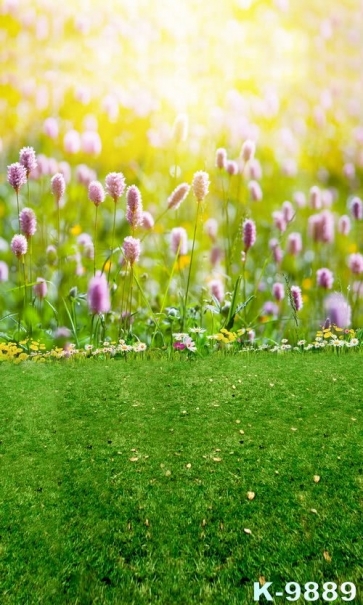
[{"left": 189, "top": 327, "right": 206, "bottom": 334}]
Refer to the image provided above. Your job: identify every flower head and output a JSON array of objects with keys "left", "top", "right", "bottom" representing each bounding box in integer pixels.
[
  {"left": 33, "top": 277, "right": 47, "bottom": 299},
  {"left": 215, "top": 148, "right": 227, "bottom": 170},
  {"left": 141, "top": 211, "right": 154, "bottom": 230},
  {"left": 19, "top": 207, "right": 37, "bottom": 238},
  {"left": 290, "top": 285, "right": 303, "bottom": 312},
  {"left": 88, "top": 180, "right": 105, "bottom": 206},
  {"left": 167, "top": 183, "right": 190, "bottom": 210},
  {"left": 350, "top": 196, "right": 363, "bottom": 220},
  {"left": 122, "top": 236, "right": 141, "bottom": 265},
  {"left": 51, "top": 173, "right": 66, "bottom": 205},
  {"left": 7, "top": 162, "right": 27, "bottom": 192},
  {"left": 19, "top": 146, "right": 37, "bottom": 177},
  {"left": 272, "top": 282, "right": 285, "bottom": 301},
  {"left": 209, "top": 279, "right": 224, "bottom": 303},
  {"left": 126, "top": 185, "right": 143, "bottom": 228},
  {"left": 105, "top": 172, "right": 126, "bottom": 202},
  {"left": 324, "top": 293, "right": 351, "bottom": 328},
  {"left": 192, "top": 171, "right": 210, "bottom": 202},
  {"left": 316, "top": 268, "right": 334, "bottom": 289},
  {"left": 241, "top": 139, "right": 256, "bottom": 162},
  {"left": 87, "top": 272, "right": 110, "bottom": 314},
  {"left": 348, "top": 253, "right": 363, "bottom": 275},
  {"left": 11, "top": 234, "right": 28, "bottom": 258},
  {"left": 170, "top": 227, "right": 188, "bottom": 256},
  {"left": 242, "top": 218, "right": 256, "bottom": 251}
]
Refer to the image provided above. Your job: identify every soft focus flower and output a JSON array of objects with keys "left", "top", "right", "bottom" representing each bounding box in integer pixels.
[
  {"left": 210, "top": 245, "right": 223, "bottom": 266},
  {"left": 248, "top": 180, "right": 262, "bottom": 201},
  {"left": 241, "top": 139, "right": 256, "bottom": 162},
  {"left": 350, "top": 196, "right": 363, "bottom": 220},
  {"left": 263, "top": 301, "right": 279, "bottom": 316},
  {"left": 126, "top": 185, "right": 143, "bottom": 228},
  {"left": 209, "top": 279, "right": 224, "bottom": 303},
  {"left": 51, "top": 173, "right": 66, "bottom": 205},
  {"left": 105, "top": 172, "right": 126, "bottom": 202},
  {"left": 226, "top": 160, "right": 239, "bottom": 175},
  {"left": 324, "top": 293, "right": 351, "bottom": 328},
  {"left": 58, "top": 161, "right": 71, "bottom": 184},
  {"left": 11, "top": 234, "right": 28, "bottom": 258},
  {"left": 172, "top": 113, "right": 188, "bottom": 143},
  {"left": 81, "top": 131, "right": 102, "bottom": 155},
  {"left": 242, "top": 218, "right": 256, "bottom": 251},
  {"left": 33, "top": 277, "right": 47, "bottom": 299},
  {"left": 7, "top": 162, "right": 27, "bottom": 192},
  {"left": 348, "top": 253, "right": 363, "bottom": 275},
  {"left": 272, "top": 282, "right": 285, "bottom": 301},
  {"left": 141, "top": 211, "right": 154, "bottom": 230},
  {"left": 0, "top": 261, "right": 9, "bottom": 282},
  {"left": 88, "top": 180, "right": 105, "bottom": 206},
  {"left": 272, "top": 210, "right": 287, "bottom": 232},
  {"left": 87, "top": 272, "right": 110, "bottom": 314},
  {"left": 19, "top": 207, "right": 37, "bottom": 238},
  {"left": 248, "top": 158, "right": 262, "bottom": 180},
  {"left": 269, "top": 238, "right": 283, "bottom": 263},
  {"left": 43, "top": 117, "right": 59, "bottom": 139},
  {"left": 76, "top": 164, "right": 96, "bottom": 187},
  {"left": 19, "top": 146, "right": 37, "bottom": 177},
  {"left": 287, "top": 232, "right": 302, "bottom": 255},
  {"left": 167, "top": 183, "right": 190, "bottom": 210},
  {"left": 309, "top": 186, "right": 322, "bottom": 210},
  {"left": 204, "top": 218, "right": 218, "bottom": 242},
  {"left": 122, "top": 236, "right": 141, "bottom": 265},
  {"left": 293, "top": 191, "right": 306, "bottom": 208},
  {"left": 170, "top": 227, "right": 188, "bottom": 256},
  {"left": 338, "top": 215, "right": 351, "bottom": 235},
  {"left": 64, "top": 129, "right": 81, "bottom": 154},
  {"left": 316, "top": 268, "right": 334, "bottom": 289},
  {"left": 282, "top": 201, "right": 294, "bottom": 223},
  {"left": 215, "top": 148, "right": 227, "bottom": 170},
  {"left": 290, "top": 285, "right": 303, "bottom": 312},
  {"left": 192, "top": 171, "right": 210, "bottom": 202}
]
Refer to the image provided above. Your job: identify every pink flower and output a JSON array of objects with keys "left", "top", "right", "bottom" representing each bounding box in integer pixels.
[
  {"left": 272, "top": 211, "right": 287, "bottom": 232},
  {"left": 272, "top": 282, "right": 285, "bottom": 301},
  {"left": 64, "top": 129, "right": 81, "bottom": 154},
  {"left": 7, "top": 162, "right": 27, "bottom": 192},
  {"left": 348, "top": 253, "right": 363, "bottom": 275},
  {"left": 105, "top": 172, "right": 126, "bottom": 202},
  {"left": 316, "top": 268, "right": 334, "bottom": 289},
  {"left": 204, "top": 218, "right": 218, "bottom": 242},
  {"left": 122, "top": 236, "right": 141, "bottom": 265},
  {"left": 248, "top": 180, "right": 263, "bottom": 202},
  {"left": 241, "top": 139, "right": 256, "bottom": 162},
  {"left": 171, "top": 227, "right": 188, "bottom": 256},
  {"left": 209, "top": 279, "right": 224, "bottom": 303},
  {"left": 338, "top": 215, "right": 351, "bottom": 235},
  {"left": 226, "top": 160, "right": 239, "bottom": 175},
  {"left": 51, "top": 173, "right": 66, "bottom": 205},
  {"left": 81, "top": 131, "right": 102, "bottom": 155},
  {"left": 88, "top": 181, "right": 105, "bottom": 206},
  {"left": 242, "top": 218, "right": 256, "bottom": 251},
  {"left": 269, "top": 238, "right": 283, "bottom": 264},
  {"left": 43, "top": 117, "right": 59, "bottom": 139},
  {"left": 19, "top": 207, "right": 37, "bottom": 238},
  {"left": 324, "top": 293, "right": 351, "bottom": 328},
  {"left": 287, "top": 232, "right": 302, "bottom": 255},
  {"left": 58, "top": 161, "right": 71, "bottom": 184},
  {"left": 126, "top": 185, "right": 143, "bottom": 228},
  {"left": 33, "top": 277, "right": 47, "bottom": 299},
  {"left": 0, "top": 261, "right": 9, "bottom": 282},
  {"left": 76, "top": 164, "right": 96, "bottom": 187},
  {"left": 350, "top": 196, "right": 363, "bottom": 220},
  {"left": 282, "top": 201, "right": 294, "bottom": 223},
  {"left": 215, "top": 148, "right": 227, "bottom": 170},
  {"left": 293, "top": 191, "right": 306, "bottom": 208},
  {"left": 141, "top": 211, "right": 154, "bottom": 230},
  {"left": 87, "top": 272, "right": 110, "bottom": 314},
  {"left": 248, "top": 158, "right": 262, "bottom": 180},
  {"left": 19, "top": 146, "right": 37, "bottom": 177},
  {"left": 192, "top": 171, "right": 210, "bottom": 202},
  {"left": 167, "top": 183, "right": 190, "bottom": 210},
  {"left": 290, "top": 285, "right": 303, "bottom": 312},
  {"left": 309, "top": 186, "right": 322, "bottom": 210},
  {"left": 210, "top": 245, "right": 223, "bottom": 266},
  {"left": 11, "top": 234, "right": 28, "bottom": 258}
]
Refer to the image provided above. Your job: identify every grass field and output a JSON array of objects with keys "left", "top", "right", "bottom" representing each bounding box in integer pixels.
[{"left": 0, "top": 354, "right": 362, "bottom": 604}]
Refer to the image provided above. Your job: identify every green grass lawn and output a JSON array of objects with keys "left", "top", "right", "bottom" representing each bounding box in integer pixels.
[{"left": 0, "top": 354, "right": 362, "bottom": 604}]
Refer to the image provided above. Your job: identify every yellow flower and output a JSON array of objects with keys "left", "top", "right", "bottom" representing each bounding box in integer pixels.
[{"left": 70, "top": 224, "right": 82, "bottom": 236}]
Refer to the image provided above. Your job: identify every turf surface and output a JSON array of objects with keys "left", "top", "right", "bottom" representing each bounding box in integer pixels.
[{"left": 0, "top": 353, "right": 362, "bottom": 604}]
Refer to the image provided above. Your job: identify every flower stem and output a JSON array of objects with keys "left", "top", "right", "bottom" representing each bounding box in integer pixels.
[
  {"left": 182, "top": 201, "right": 200, "bottom": 329},
  {"left": 108, "top": 203, "right": 117, "bottom": 284},
  {"left": 94, "top": 205, "right": 98, "bottom": 277}
]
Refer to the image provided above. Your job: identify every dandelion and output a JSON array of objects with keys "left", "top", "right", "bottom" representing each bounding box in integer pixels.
[
  {"left": 167, "top": 183, "right": 190, "bottom": 210},
  {"left": 316, "top": 268, "right": 334, "bottom": 289},
  {"left": 126, "top": 185, "right": 143, "bottom": 230}
]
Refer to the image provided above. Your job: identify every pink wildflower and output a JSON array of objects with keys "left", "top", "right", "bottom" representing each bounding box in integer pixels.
[
  {"left": 19, "top": 146, "right": 37, "bottom": 177},
  {"left": 241, "top": 139, "right": 256, "bottom": 162},
  {"left": 350, "top": 196, "right": 363, "bottom": 220},
  {"left": 338, "top": 215, "right": 351, "bottom": 235},
  {"left": 64, "top": 129, "right": 81, "bottom": 154},
  {"left": 170, "top": 227, "right": 188, "bottom": 256},
  {"left": 272, "top": 282, "right": 285, "bottom": 301},
  {"left": 126, "top": 185, "right": 143, "bottom": 228},
  {"left": 11, "top": 234, "right": 28, "bottom": 258},
  {"left": 316, "top": 268, "right": 334, "bottom": 289},
  {"left": 242, "top": 219, "right": 256, "bottom": 251},
  {"left": 51, "top": 173, "right": 66, "bottom": 205},
  {"left": 290, "top": 285, "right": 303, "bottom": 312},
  {"left": 215, "top": 148, "right": 227, "bottom": 170},
  {"left": 248, "top": 180, "right": 263, "bottom": 202},
  {"left": 167, "top": 183, "right": 190, "bottom": 210},
  {"left": 122, "top": 236, "right": 141, "bottom": 265},
  {"left": 33, "top": 277, "right": 47, "bottom": 299},
  {"left": 348, "top": 253, "right": 363, "bottom": 275},
  {"left": 7, "top": 162, "right": 27, "bottom": 192},
  {"left": 87, "top": 272, "right": 110, "bottom": 314},
  {"left": 209, "top": 279, "right": 224, "bottom": 303},
  {"left": 324, "top": 293, "right": 351, "bottom": 328},
  {"left": 287, "top": 232, "right": 302, "bottom": 255},
  {"left": 0, "top": 261, "right": 9, "bottom": 282},
  {"left": 192, "top": 171, "right": 210, "bottom": 202},
  {"left": 105, "top": 172, "right": 126, "bottom": 202},
  {"left": 19, "top": 207, "right": 37, "bottom": 238},
  {"left": 88, "top": 181, "right": 105, "bottom": 206}
]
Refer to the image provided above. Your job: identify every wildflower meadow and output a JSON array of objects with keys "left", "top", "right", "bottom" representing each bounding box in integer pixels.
[{"left": 1, "top": 1, "right": 363, "bottom": 604}]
